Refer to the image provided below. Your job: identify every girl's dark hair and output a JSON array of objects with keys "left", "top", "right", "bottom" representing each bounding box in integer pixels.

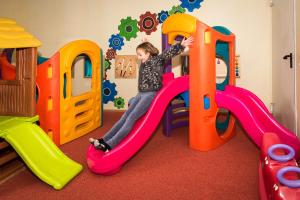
[{"left": 136, "top": 42, "right": 159, "bottom": 56}]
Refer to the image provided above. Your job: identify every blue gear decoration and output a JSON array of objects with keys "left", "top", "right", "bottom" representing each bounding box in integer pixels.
[
  {"left": 103, "top": 80, "right": 118, "bottom": 104},
  {"left": 108, "top": 34, "right": 124, "bottom": 51},
  {"left": 157, "top": 11, "right": 169, "bottom": 23},
  {"left": 180, "top": 0, "right": 203, "bottom": 12}
]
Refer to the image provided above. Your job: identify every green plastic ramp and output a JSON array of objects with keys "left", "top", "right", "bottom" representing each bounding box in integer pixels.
[{"left": 0, "top": 116, "right": 83, "bottom": 190}]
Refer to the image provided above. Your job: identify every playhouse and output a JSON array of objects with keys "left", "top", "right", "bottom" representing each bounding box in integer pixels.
[
  {"left": 0, "top": 18, "right": 40, "bottom": 117},
  {"left": 0, "top": 18, "right": 82, "bottom": 190}
]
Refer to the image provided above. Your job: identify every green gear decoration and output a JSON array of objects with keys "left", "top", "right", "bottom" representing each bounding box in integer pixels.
[
  {"left": 168, "top": 5, "right": 186, "bottom": 15},
  {"left": 118, "top": 17, "right": 139, "bottom": 41},
  {"left": 114, "top": 97, "right": 125, "bottom": 109},
  {"left": 104, "top": 59, "right": 111, "bottom": 71}
]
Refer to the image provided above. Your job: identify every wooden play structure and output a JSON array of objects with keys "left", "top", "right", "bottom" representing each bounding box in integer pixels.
[
  {"left": 0, "top": 18, "right": 41, "bottom": 182},
  {"left": 0, "top": 18, "right": 41, "bottom": 117},
  {"left": 0, "top": 18, "right": 83, "bottom": 189}
]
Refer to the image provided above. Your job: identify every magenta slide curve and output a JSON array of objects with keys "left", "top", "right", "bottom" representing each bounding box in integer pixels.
[
  {"left": 87, "top": 75, "right": 189, "bottom": 175},
  {"left": 216, "top": 85, "right": 300, "bottom": 154}
]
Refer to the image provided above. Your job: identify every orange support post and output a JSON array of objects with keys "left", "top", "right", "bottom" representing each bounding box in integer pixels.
[
  {"left": 36, "top": 52, "right": 61, "bottom": 144},
  {"left": 189, "top": 21, "right": 236, "bottom": 151},
  {"left": 162, "top": 13, "right": 236, "bottom": 151}
]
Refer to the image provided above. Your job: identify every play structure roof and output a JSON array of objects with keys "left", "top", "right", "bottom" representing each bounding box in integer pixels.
[{"left": 0, "top": 18, "right": 41, "bottom": 48}]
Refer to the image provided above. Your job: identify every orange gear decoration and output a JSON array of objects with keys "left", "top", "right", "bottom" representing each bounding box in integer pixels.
[
  {"left": 138, "top": 11, "right": 159, "bottom": 35},
  {"left": 105, "top": 48, "right": 117, "bottom": 60}
]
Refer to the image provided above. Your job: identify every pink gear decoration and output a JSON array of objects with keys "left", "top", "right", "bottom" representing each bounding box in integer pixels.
[
  {"left": 105, "top": 48, "right": 117, "bottom": 60},
  {"left": 138, "top": 11, "right": 159, "bottom": 35}
]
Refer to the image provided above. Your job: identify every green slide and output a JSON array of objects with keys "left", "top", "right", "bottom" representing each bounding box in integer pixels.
[{"left": 0, "top": 116, "right": 82, "bottom": 190}]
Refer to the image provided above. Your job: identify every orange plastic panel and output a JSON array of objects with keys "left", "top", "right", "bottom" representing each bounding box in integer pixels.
[
  {"left": 0, "top": 55, "right": 16, "bottom": 80},
  {"left": 162, "top": 13, "right": 236, "bottom": 151},
  {"left": 189, "top": 21, "right": 236, "bottom": 151},
  {"left": 36, "top": 52, "right": 61, "bottom": 145}
]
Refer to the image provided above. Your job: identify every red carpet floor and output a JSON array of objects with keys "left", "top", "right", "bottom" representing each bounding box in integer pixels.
[{"left": 0, "top": 111, "right": 259, "bottom": 200}]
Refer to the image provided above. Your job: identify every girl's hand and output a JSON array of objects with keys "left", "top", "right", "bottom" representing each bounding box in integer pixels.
[{"left": 181, "top": 37, "right": 194, "bottom": 48}]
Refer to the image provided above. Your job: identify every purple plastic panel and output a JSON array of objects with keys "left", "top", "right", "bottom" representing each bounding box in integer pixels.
[
  {"left": 162, "top": 34, "right": 172, "bottom": 72},
  {"left": 162, "top": 34, "right": 173, "bottom": 136},
  {"left": 161, "top": 34, "right": 189, "bottom": 137},
  {"left": 163, "top": 106, "right": 173, "bottom": 137}
]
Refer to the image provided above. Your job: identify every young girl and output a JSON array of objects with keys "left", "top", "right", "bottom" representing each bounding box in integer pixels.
[{"left": 89, "top": 37, "right": 193, "bottom": 152}]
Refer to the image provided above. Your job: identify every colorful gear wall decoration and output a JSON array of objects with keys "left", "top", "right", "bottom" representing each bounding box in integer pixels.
[
  {"left": 180, "top": 0, "right": 203, "bottom": 12},
  {"left": 108, "top": 34, "right": 125, "bottom": 50},
  {"left": 105, "top": 48, "right": 117, "bottom": 60},
  {"left": 102, "top": 0, "right": 204, "bottom": 109},
  {"left": 157, "top": 11, "right": 169, "bottom": 24},
  {"left": 103, "top": 80, "right": 118, "bottom": 104},
  {"left": 168, "top": 5, "right": 186, "bottom": 15},
  {"left": 138, "top": 11, "right": 159, "bottom": 35},
  {"left": 118, "top": 17, "right": 139, "bottom": 41},
  {"left": 114, "top": 97, "right": 125, "bottom": 109}
]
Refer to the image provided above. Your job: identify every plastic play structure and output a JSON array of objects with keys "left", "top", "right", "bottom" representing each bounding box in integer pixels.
[
  {"left": 161, "top": 26, "right": 234, "bottom": 138},
  {"left": 36, "top": 40, "right": 103, "bottom": 145},
  {"left": 161, "top": 34, "right": 189, "bottom": 136},
  {"left": 0, "top": 40, "right": 103, "bottom": 146},
  {"left": 87, "top": 13, "right": 300, "bottom": 198},
  {"left": 87, "top": 73, "right": 189, "bottom": 175},
  {"left": 259, "top": 132, "right": 300, "bottom": 199},
  {"left": 0, "top": 18, "right": 82, "bottom": 189},
  {"left": 0, "top": 116, "right": 82, "bottom": 190}
]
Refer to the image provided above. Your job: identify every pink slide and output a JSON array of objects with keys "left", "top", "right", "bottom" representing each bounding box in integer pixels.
[
  {"left": 87, "top": 75, "right": 189, "bottom": 175},
  {"left": 216, "top": 85, "right": 300, "bottom": 154}
]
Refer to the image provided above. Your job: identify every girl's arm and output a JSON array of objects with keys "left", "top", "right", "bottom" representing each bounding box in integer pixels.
[{"left": 159, "top": 37, "right": 194, "bottom": 61}]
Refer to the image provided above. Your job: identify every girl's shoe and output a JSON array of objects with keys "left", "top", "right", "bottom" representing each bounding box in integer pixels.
[
  {"left": 89, "top": 138, "right": 97, "bottom": 145},
  {"left": 89, "top": 138, "right": 111, "bottom": 152}
]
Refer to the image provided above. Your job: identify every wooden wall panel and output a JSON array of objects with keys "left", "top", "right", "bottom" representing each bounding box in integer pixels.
[{"left": 0, "top": 47, "right": 37, "bottom": 117}]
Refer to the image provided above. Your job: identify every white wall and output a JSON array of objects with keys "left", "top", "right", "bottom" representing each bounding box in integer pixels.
[
  {"left": 197, "top": 0, "right": 272, "bottom": 108},
  {"left": 296, "top": 0, "right": 300, "bottom": 134},
  {"left": 0, "top": 0, "right": 272, "bottom": 110}
]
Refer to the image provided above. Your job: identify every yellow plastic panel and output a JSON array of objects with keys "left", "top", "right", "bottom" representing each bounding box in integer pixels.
[
  {"left": 59, "top": 40, "right": 102, "bottom": 144},
  {"left": 162, "top": 13, "right": 197, "bottom": 43},
  {"left": 47, "top": 65, "right": 53, "bottom": 78},
  {"left": 47, "top": 97, "right": 53, "bottom": 111},
  {"left": 205, "top": 31, "right": 211, "bottom": 44}
]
